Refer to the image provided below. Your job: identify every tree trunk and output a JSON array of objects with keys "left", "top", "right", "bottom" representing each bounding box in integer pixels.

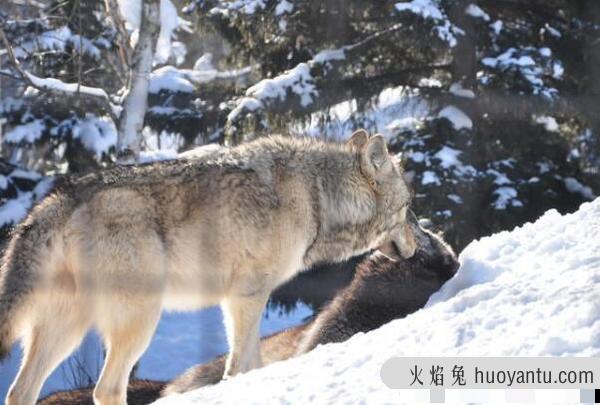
[
  {"left": 117, "top": 0, "right": 161, "bottom": 163},
  {"left": 448, "top": 0, "right": 478, "bottom": 122}
]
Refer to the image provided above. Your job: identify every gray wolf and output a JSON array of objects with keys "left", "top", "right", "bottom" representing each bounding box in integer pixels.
[
  {"left": 0, "top": 130, "right": 416, "bottom": 405},
  {"left": 37, "top": 210, "right": 457, "bottom": 404}
]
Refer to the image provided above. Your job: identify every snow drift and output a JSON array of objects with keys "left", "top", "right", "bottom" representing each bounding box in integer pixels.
[{"left": 155, "top": 198, "right": 600, "bottom": 404}]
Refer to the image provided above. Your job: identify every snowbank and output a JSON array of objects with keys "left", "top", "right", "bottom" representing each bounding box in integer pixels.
[{"left": 156, "top": 198, "right": 600, "bottom": 404}]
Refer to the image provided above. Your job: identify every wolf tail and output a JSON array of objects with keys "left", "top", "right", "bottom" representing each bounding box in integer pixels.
[
  {"left": 0, "top": 257, "right": 22, "bottom": 360},
  {"left": 0, "top": 229, "right": 33, "bottom": 361},
  {"left": 0, "top": 192, "right": 69, "bottom": 362}
]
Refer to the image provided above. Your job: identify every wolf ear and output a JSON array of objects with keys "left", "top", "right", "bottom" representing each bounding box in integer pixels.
[
  {"left": 347, "top": 129, "right": 369, "bottom": 150},
  {"left": 361, "top": 134, "right": 391, "bottom": 177}
]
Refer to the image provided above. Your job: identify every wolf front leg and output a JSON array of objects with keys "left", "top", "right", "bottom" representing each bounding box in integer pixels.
[{"left": 221, "top": 292, "right": 270, "bottom": 378}]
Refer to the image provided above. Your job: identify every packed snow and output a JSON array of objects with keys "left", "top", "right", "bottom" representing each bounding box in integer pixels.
[{"left": 156, "top": 198, "right": 600, "bottom": 404}]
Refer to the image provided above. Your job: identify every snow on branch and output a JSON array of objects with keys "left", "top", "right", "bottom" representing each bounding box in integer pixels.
[
  {"left": 207, "top": 0, "right": 296, "bottom": 18},
  {"left": 480, "top": 47, "right": 563, "bottom": 98},
  {"left": 25, "top": 73, "right": 110, "bottom": 100},
  {"left": 0, "top": 162, "right": 53, "bottom": 229},
  {"left": 226, "top": 22, "right": 449, "bottom": 126},
  {"left": 437, "top": 105, "right": 473, "bottom": 130},
  {"left": 229, "top": 62, "right": 317, "bottom": 120},
  {"left": 11, "top": 26, "right": 103, "bottom": 61},
  {"left": 394, "top": 0, "right": 461, "bottom": 47},
  {"left": 210, "top": 0, "right": 267, "bottom": 15},
  {"left": 0, "top": 27, "right": 117, "bottom": 121},
  {"left": 148, "top": 64, "right": 255, "bottom": 94}
]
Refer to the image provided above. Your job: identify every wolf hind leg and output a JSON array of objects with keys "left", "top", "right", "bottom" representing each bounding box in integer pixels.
[
  {"left": 93, "top": 299, "right": 161, "bottom": 405},
  {"left": 90, "top": 224, "right": 166, "bottom": 405},
  {"left": 221, "top": 291, "right": 270, "bottom": 378},
  {"left": 6, "top": 302, "right": 90, "bottom": 405}
]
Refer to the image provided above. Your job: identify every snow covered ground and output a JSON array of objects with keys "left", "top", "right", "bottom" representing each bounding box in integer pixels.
[{"left": 156, "top": 198, "right": 600, "bottom": 404}]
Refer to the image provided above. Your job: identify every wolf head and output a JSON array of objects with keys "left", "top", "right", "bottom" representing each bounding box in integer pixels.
[
  {"left": 347, "top": 129, "right": 417, "bottom": 258},
  {"left": 377, "top": 209, "right": 460, "bottom": 282}
]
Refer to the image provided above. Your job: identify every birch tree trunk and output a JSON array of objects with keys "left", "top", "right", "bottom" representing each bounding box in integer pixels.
[{"left": 117, "top": 0, "right": 161, "bottom": 163}]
